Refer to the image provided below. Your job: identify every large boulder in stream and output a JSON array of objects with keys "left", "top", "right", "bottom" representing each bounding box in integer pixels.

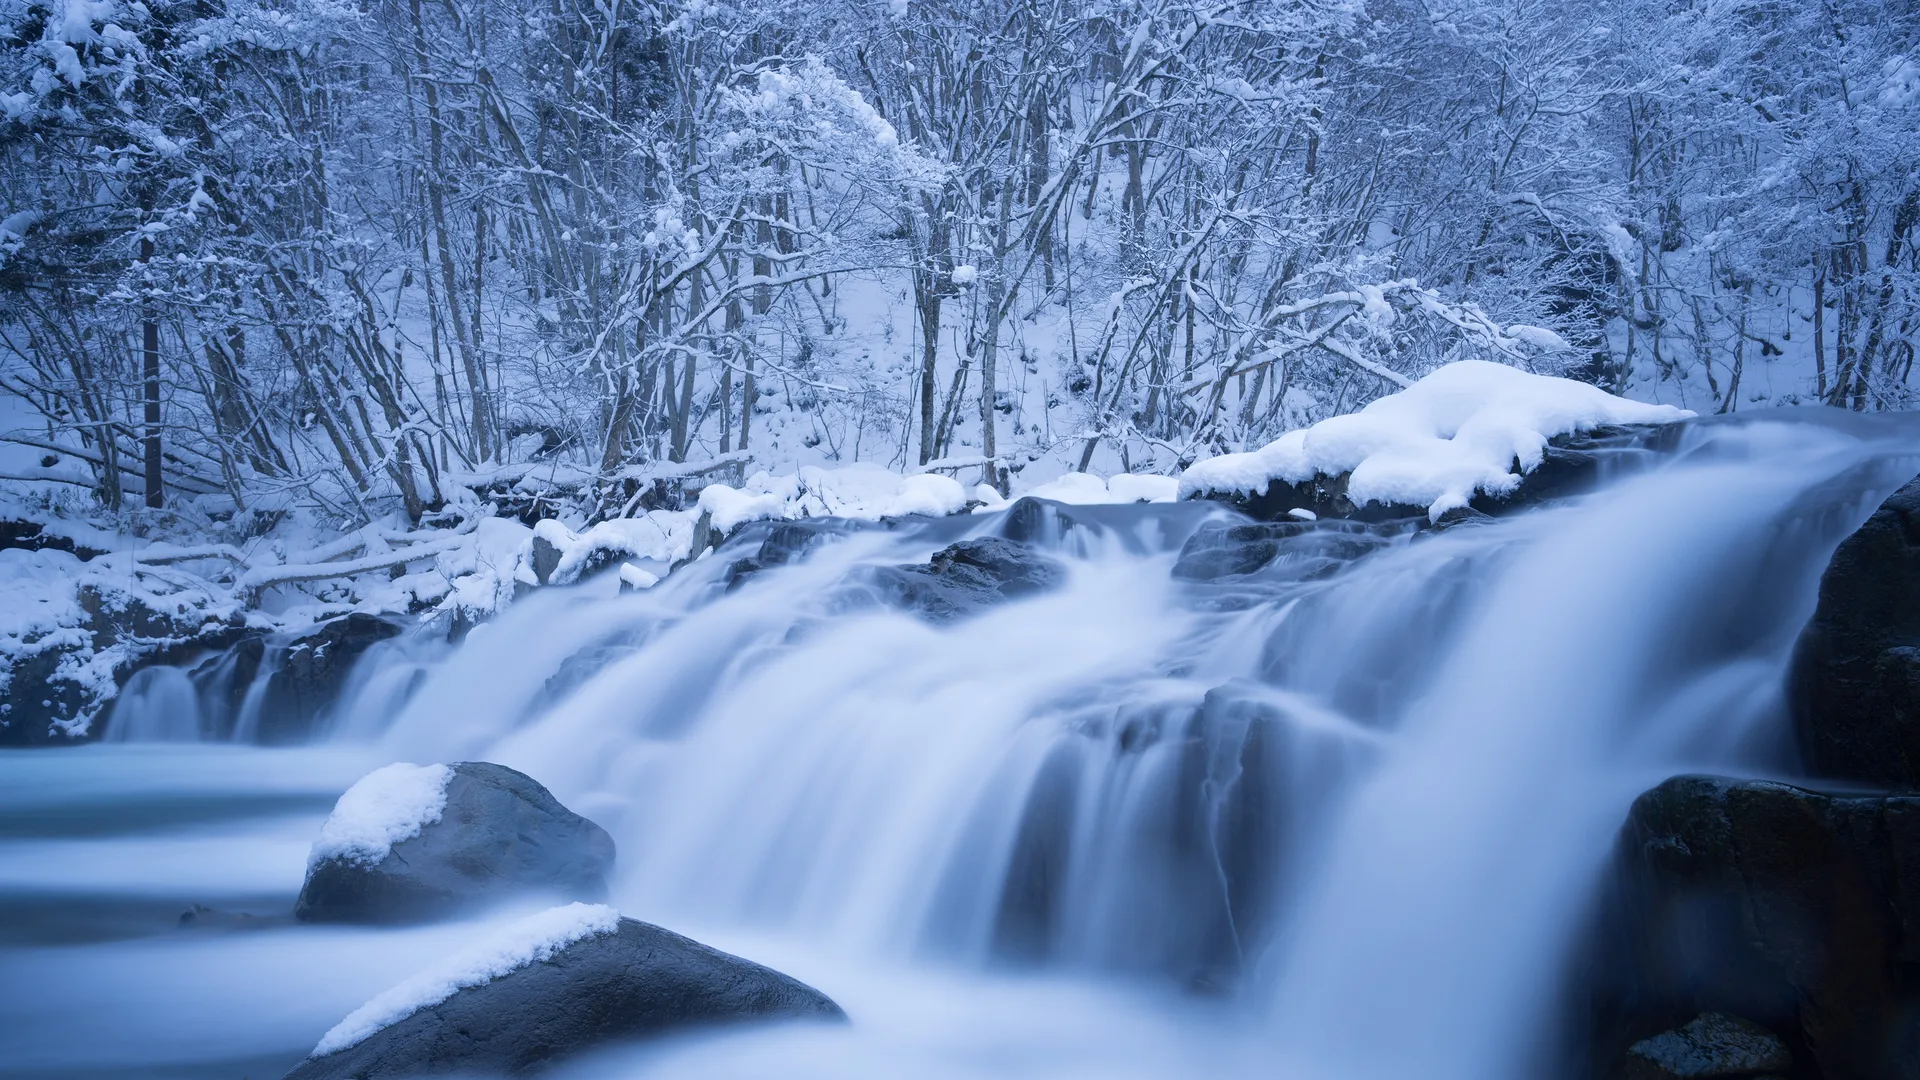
[
  {"left": 864, "top": 536, "right": 1066, "bottom": 622},
  {"left": 1788, "top": 474, "right": 1920, "bottom": 788},
  {"left": 1594, "top": 775, "right": 1920, "bottom": 1080},
  {"left": 285, "top": 903, "right": 844, "bottom": 1080},
  {"left": 296, "top": 761, "right": 615, "bottom": 924}
]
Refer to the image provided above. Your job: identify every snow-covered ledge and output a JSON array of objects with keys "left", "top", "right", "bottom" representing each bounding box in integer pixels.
[{"left": 1178, "top": 360, "right": 1694, "bottom": 521}]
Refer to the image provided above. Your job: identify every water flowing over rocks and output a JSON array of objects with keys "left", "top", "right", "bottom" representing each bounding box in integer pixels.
[
  {"left": 1789, "top": 474, "right": 1920, "bottom": 788},
  {"left": 1170, "top": 519, "right": 1408, "bottom": 582},
  {"left": 863, "top": 535, "right": 1067, "bottom": 622},
  {"left": 284, "top": 913, "right": 843, "bottom": 1080},
  {"left": 296, "top": 761, "right": 616, "bottom": 924}
]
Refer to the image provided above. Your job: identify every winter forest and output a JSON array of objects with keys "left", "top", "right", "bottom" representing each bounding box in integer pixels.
[
  {"left": 8, "top": 2, "right": 1920, "bottom": 1080},
  {"left": 4, "top": 0, "right": 1916, "bottom": 519}
]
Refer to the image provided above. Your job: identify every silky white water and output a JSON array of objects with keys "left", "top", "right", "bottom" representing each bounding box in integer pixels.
[{"left": 3, "top": 411, "right": 1916, "bottom": 1080}]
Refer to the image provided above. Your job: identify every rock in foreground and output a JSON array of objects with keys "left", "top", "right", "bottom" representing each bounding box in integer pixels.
[
  {"left": 1601, "top": 775, "right": 1920, "bottom": 1080},
  {"left": 1621, "top": 1012, "right": 1791, "bottom": 1079},
  {"left": 296, "top": 761, "right": 614, "bottom": 924},
  {"left": 1789, "top": 474, "right": 1920, "bottom": 788},
  {"left": 286, "top": 905, "right": 844, "bottom": 1079}
]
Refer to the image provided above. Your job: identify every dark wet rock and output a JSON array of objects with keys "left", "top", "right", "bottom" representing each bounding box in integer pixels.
[
  {"left": 1620, "top": 1012, "right": 1791, "bottom": 1079},
  {"left": 283, "top": 916, "right": 843, "bottom": 1079},
  {"left": 1788, "top": 474, "right": 1920, "bottom": 788},
  {"left": 1170, "top": 519, "right": 1403, "bottom": 582},
  {"left": 1432, "top": 505, "right": 1496, "bottom": 531},
  {"left": 254, "top": 613, "right": 404, "bottom": 744},
  {"left": 1000, "top": 496, "right": 1090, "bottom": 545},
  {"left": 296, "top": 761, "right": 615, "bottom": 924},
  {"left": 0, "top": 640, "right": 93, "bottom": 746},
  {"left": 530, "top": 531, "right": 565, "bottom": 585},
  {"left": 865, "top": 536, "right": 1066, "bottom": 622},
  {"left": 177, "top": 904, "right": 284, "bottom": 931},
  {"left": 724, "top": 520, "right": 843, "bottom": 591},
  {"left": 0, "top": 518, "right": 108, "bottom": 559},
  {"left": 1592, "top": 774, "right": 1920, "bottom": 1080},
  {"left": 1191, "top": 423, "right": 1680, "bottom": 524}
]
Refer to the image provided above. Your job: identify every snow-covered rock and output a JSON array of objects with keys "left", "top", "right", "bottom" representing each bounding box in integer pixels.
[
  {"left": 699, "top": 464, "right": 970, "bottom": 533},
  {"left": 312, "top": 902, "right": 622, "bottom": 1056},
  {"left": 530, "top": 512, "right": 696, "bottom": 586},
  {"left": 1024, "top": 471, "right": 1180, "bottom": 505},
  {"left": 307, "top": 762, "right": 454, "bottom": 871},
  {"left": 296, "top": 761, "right": 615, "bottom": 924},
  {"left": 287, "top": 909, "right": 844, "bottom": 1080},
  {"left": 1179, "top": 360, "right": 1693, "bottom": 520}
]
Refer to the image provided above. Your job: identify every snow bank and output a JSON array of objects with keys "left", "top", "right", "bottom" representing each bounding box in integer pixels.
[
  {"left": 311, "top": 902, "right": 622, "bottom": 1056},
  {"left": 698, "top": 464, "right": 970, "bottom": 533},
  {"left": 1024, "top": 471, "right": 1180, "bottom": 505},
  {"left": 308, "top": 762, "right": 454, "bottom": 869},
  {"left": 433, "top": 518, "right": 536, "bottom": 618},
  {"left": 1178, "top": 360, "right": 1692, "bottom": 519},
  {"left": 532, "top": 512, "right": 696, "bottom": 585}
]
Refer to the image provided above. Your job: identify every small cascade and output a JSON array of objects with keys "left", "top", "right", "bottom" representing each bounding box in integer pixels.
[
  {"left": 362, "top": 410, "right": 1918, "bottom": 1077},
  {"left": 101, "top": 665, "right": 203, "bottom": 742},
  {"left": 50, "top": 408, "right": 1920, "bottom": 1080},
  {"left": 97, "top": 617, "right": 432, "bottom": 746}
]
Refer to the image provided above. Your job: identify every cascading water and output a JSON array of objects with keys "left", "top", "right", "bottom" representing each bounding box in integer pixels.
[{"left": 3, "top": 409, "right": 1916, "bottom": 1080}]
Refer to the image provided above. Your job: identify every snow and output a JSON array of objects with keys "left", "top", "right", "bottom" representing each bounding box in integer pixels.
[
  {"left": 1022, "top": 471, "right": 1180, "bottom": 505},
  {"left": 306, "top": 763, "right": 454, "bottom": 870},
  {"left": 533, "top": 513, "right": 697, "bottom": 586},
  {"left": 618, "top": 564, "right": 660, "bottom": 590},
  {"left": 310, "top": 902, "right": 622, "bottom": 1057},
  {"left": 698, "top": 465, "right": 969, "bottom": 532},
  {"left": 1178, "top": 360, "right": 1694, "bottom": 519},
  {"left": 434, "top": 518, "right": 537, "bottom": 618}
]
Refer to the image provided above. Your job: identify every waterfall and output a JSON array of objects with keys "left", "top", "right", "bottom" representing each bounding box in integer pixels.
[
  {"left": 30, "top": 409, "right": 1918, "bottom": 1079},
  {"left": 367, "top": 411, "right": 1917, "bottom": 1076}
]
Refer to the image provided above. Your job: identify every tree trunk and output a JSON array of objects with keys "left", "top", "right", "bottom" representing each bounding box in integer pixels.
[{"left": 141, "top": 236, "right": 163, "bottom": 509}]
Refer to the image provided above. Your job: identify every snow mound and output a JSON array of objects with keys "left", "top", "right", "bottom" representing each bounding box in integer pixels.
[
  {"left": 532, "top": 512, "right": 697, "bottom": 585},
  {"left": 1178, "top": 360, "right": 1693, "bottom": 519},
  {"left": 698, "top": 464, "right": 969, "bottom": 533},
  {"left": 308, "top": 762, "right": 455, "bottom": 870},
  {"left": 311, "top": 902, "right": 621, "bottom": 1057},
  {"left": 1024, "top": 471, "right": 1180, "bottom": 505}
]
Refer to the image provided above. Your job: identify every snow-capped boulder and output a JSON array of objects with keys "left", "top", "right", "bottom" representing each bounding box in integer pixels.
[
  {"left": 295, "top": 761, "right": 615, "bottom": 924},
  {"left": 284, "top": 904, "right": 843, "bottom": 1080},
  {"left": 864, "top": 536, "right": 1066, "bottom": 622},
  {"left": 1789, "top": 473, "right": 1920, "bottom": 788},
  {"left": 1179, "top": 361, "right": 1691, "bottom": 522}
]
